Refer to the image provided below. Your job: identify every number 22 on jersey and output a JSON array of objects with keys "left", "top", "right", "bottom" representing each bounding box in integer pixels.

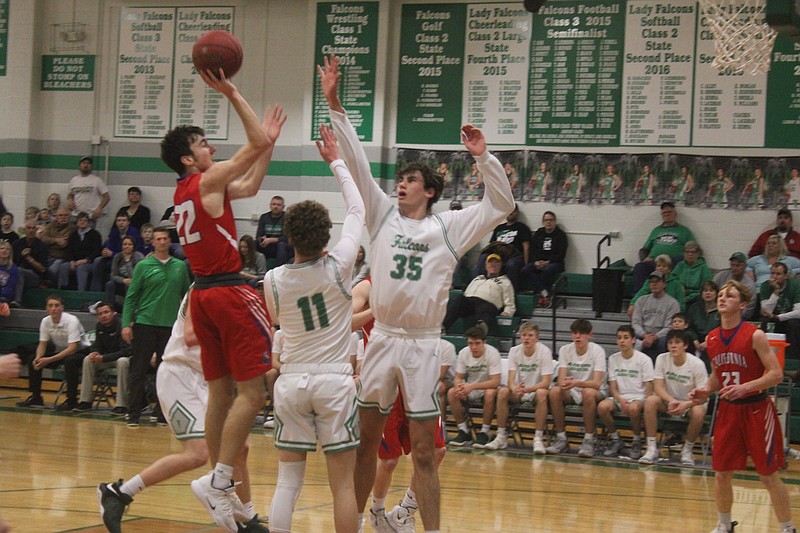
[{"left": 175, "top": 200, "right": 201, "bottom": 246}]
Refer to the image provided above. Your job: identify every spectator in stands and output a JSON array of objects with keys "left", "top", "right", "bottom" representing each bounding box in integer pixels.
[
  {"left": 447, "top": 325, "right": 502, "bottom": 448},
  {"left": 442, "top": 254, "right": 515, "bottom": 333},
  {"left": 90, "top": 212, "right": 143, "bottom": 292},
  {"left": 546, "top": 318, "right": 608, "bottom": 457},
  {"left": 17, "top": 206, "right": 38, "bottom": 236},
  {"left": 71, "top": 301, "right": 131, "bottom": 415},
  {"left": 747, "top": 233, "right": 800, "bottom": 291},
  {"left": 57, "top": 211, "right": 102, "bottom": 291},
  {"left": 598, "top": 325, "right": 654, "bottom": 460},
  {"left": 256, "top": 195, "right": 293, "bottom": 267},
  {"left": 118, "top": 187, "right": 151, "bottom": 231},
  {"left": 105, "top": 235, "right": 144, "bottom": 311},
  {"left": 759, "top": 262, "right": 800, "bottom": 361},
  {"left": 522, "top": 210, "right": 567, "bottom": 307},
  {"left": 158, "top": 205, "right": 185, "bottom": 258},
  {"left": 0, "top": 241, "right": 19, "bottom": 311},
  {"left": 484, "top": 322, "right": 554, "bottom": 453},
  {"left": 238, "top": 234, "right": 267, "bottom": 288},
  {"left": 671, "top": 241, "right": 712, "bottom": 304},
  {"left": 713, "top": 252, "right": 757, "bottom": 320},
  {"left": 632, "top": 271, "right": 681, "bottom": 359},
  {"left": 139, "top": 223, "right": 154, "bottom": 255},
  {"left": 0, "top": 212, "right": 18, "bottom": 244},
  {"left": 12, "top": 220, "right": 48, "bottom": 302},
  {"left": 46, "top": 193, "right": 61, "bottom": 218},
  {"left": 40, "top": 207, "right": 76, "bottom": 284},
  {"left": 631, "top": 202, "right": 696, "bottom": 294},
  {"left": 639, "top": 329, "right": 708, "bottom": 465},
  {"left": 36, "top": 207, "right": 52, "bottom": 228},
  {"left": 627, "top": 254, "right": 685, "bottom": 316},
  {"left": 15, "top": 294, "right": 90, "bottom": 410},
  {"left": 122, "top": 227, "right": 190, "bottom": 427},
  {"left": 687, "top": 281, "right": 721, "bottom": 357},
  {"left": 351, "top": 245, "right": 370, "bottom": 287},
  {"left": 749, "top": 208, "right": 800, "bottom": 260},
  {"left": 68, "top": 156, "right": 110, "bottom": 227},
  {"left": 477, "top": 204, "right": 530, "bottom": 290}
]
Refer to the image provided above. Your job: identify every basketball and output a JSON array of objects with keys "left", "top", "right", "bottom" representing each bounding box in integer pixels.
[{"left": 192, "top": 30, "right": 243, "bottom": 78}]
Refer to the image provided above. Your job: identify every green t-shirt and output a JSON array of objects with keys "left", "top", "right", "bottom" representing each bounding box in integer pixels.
[{"left": 643, "top": 224, "right": 695, "bottom": 259}]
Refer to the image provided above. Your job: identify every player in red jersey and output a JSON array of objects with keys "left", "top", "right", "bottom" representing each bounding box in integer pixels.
[
  {"left": 690, "top": 280, "right": 794, "bottom": 533},
  {"left": 161, "top": 67, "right": 286, "bottom": 533},
  {"left": 352, "top": 278, "right": 448, "bottom": 533}
]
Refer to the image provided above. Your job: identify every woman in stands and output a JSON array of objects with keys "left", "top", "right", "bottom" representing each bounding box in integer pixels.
[
  {"left": 105, "top": 235, "right": 143, "bottom": 311},
  {"left": 239, "top": 234, "right": 267, "bottom": 288},
  {"left": 0, "top": 241, "right": 19, "bottom": 315},
  {"left": 747, "top": 233, "right": 800, "bottom": 291}
]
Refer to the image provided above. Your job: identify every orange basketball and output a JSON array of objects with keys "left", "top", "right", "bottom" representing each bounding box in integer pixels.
[{"left": 192, "top": 30, "right": 243, "bottom": 78}]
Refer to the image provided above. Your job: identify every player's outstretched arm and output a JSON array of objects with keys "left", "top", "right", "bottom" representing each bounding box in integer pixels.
[
  {"left": 199, "top": 69, "right": 270, "bottom": 190},
  {"left": 228, "top": 105, "right": 287, "bottom": 200},
  {"left": 318, "top": 55, "right": 344, "bottom": 114},
  {"left": 461, "top": 125, "right": 487, "bottom": 157}
]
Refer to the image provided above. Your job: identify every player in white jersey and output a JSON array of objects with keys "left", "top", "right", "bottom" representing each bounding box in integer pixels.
[
  {"left": 97, "top": 291, "right": 268, "bottom": 532},
  {"left": 319, "top": 54, "right": 514, "bottom": 533},
  {"left": 485, "top": 321, "right": 554, "bottom": 452},
  {"left": 598, "top": 325, "right": 654, "bottom": 460},
  {"left": 546, "top": 319, "right": 608, "bottom": 457},
  {"left": 263, "top": 123, "right": 364, "bottom": 533},
  {"left": 640, "top": 329, "right": 708, "bottom": 465}
]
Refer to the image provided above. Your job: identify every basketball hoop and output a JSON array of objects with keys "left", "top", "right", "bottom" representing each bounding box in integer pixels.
[{"left": 699, "top": 0, "right": 778, "bottom": 75}]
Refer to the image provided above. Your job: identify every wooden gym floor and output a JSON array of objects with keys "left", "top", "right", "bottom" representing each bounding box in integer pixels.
[{"left": 1, "top": 389, "right": 799, "bottom": 532}]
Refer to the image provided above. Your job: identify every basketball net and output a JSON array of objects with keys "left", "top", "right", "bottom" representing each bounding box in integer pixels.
[{"left": 699, "top": 0, "right": 778, "bottom": 75}]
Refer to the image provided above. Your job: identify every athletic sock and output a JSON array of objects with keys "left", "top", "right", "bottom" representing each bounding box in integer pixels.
[
  {"left": 371, "top": 496, "right": 386, "bottom": 512},
  {"left": 457, "top": 421, "right": 469, "bottom": 433},
  {"left": 242, "top": 501, "right": 256, "bottom": 520},
  {"left": 497, "top": 427, "right": 508, "bottom": 438},
  {"left": 646, "top": 437, "right": 657, "bottom": 448},
  {"left": 211, "top": 463, "right": 234, "bottom": 490},
  {"left": 534, "top": 430, "right": 544, "bottom": 440},
  {"left": 120, "top": 475, "right": 145, "bottom": 498},
  {"left": 717, "top": 512, "right": 732, "bottom": 530},
  {"left": 480, "top": 424, "right": 491, "bottom": 434},
  {"left": 584, "top": 433, "right": 594, "bottom": 442},
  {"left": 780, "top": 520, "right": 793, "bottom": 532},
  {"left": 400, "top": 488, "right": 417, "bottom": 512}
]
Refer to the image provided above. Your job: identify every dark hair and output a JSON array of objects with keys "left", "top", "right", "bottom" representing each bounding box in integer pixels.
[
  {"left": 161, "top": 125, "right": 205, "bottom": 175},
  {"left": 94, "top": 301, "right": 114, "bottom": 313},
  {"left": 542, "top": 210, "right": 556, "bottom": 221},
  {"left": 45, "top": 294, "right": 64, "bottom": 306},
  {"left": 666, "top": 329, "right": 690, "bottom": 346},
  {"left": 570, "top": 318, "right": 592, "bottom": 334},
  {"left": 616, "top": 325, "right": 635, "bottom": 337},
  {"left": 120, "top": 235, "right": 137, "bottom": 251},
  {"left": 395, "top": 161, "right": 444, "bottom": 211},
  {"left": 114, "top": 210, "right": 130, "bottom": 220},
  {"left": 701, "top": 280, "right": 719, "bottom": 293},
  {"left": 671, "top": 312, "right": 688, "bottom": 322},
  {"left": 76, "top": 211, "right": 90, "bottom": 220},
  {"left": 772, "top": 261, "right": 788, "bottom": 274},
  {"left": 465, "top": 325, "right": 487, "bottom": 341},
  {"left": 283, "top": 200, "right": 331, "bottom": 257},
  {"left": 152, "top": 226, "right": 171, "bottom": 238},
  {"left": 127, "top": 186, "right": 142, "bottom": 195},
  {"left": 239, "top": 234, "right": 257, "bottom": 270},
  {"left": 660, "top": 201, "right": 675, "bottom": 210}
]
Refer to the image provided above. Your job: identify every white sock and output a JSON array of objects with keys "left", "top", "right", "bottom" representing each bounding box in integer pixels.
[
  {"left": 371, "top": 496, "right": 386, "bottom": 512},
  {"left": 584, "top": 433, "right": 594, "bottom": 442},
  {"left": 481, "top": 424, "right": 491, "bottom": 434},
  {"left": 717, "top": 512, "right": 732, "bottom": 530},
  {"left": 120, "top": 475, "right": 145, "bottom": 498},
  {"left": 242, "top": 501, "right": 256, "bottom": 520},
  {"left": 534, "top": 430, "right": 544, "bottom": 440},
  {"left": 211, "top": 463, "right": 234, "bottom": 490},
  {"left": 683, "top": 440, "right": 694, "bottom": 450},
  {"left": 400, "top": 488, "right": 417, "bottom": 511},
  {"left": 269, "top": 461, "right": 306, "bottom": 533},
  {"left": 457, "top": 421, "right": 469, "bottom": 432},
  {"left": 780, "top": 520, "right": 794, "bottom": 532},
  {"left": 646, "top": 437, "right": 657, "bottom": 449},
  {"left": 497, "top": 427, "right": 507, "bottom": 438}
]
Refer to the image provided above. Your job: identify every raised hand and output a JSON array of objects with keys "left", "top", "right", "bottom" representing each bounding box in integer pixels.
[
  {"left": 199, "top": 68, "right": 236, "bottom": 99},
  {"left": 317, "top": 54, "right": 343, "bottom": 112},
  {"left": 461, "top": 124, "right": 487, "bottom": 157},
  {"left": 263, "top": 105, "right": 287, "bottom": 146},
  {"left": 315, "top": 124, "right": 340, "bottom": 164}
]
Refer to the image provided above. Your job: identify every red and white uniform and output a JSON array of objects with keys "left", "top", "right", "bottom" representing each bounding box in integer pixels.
[
  {"left": 706, "top": 321, "right": 783, "bottom": 475},
  {"left": 174, "top": 173, "right": 271, "bottom": 382}
]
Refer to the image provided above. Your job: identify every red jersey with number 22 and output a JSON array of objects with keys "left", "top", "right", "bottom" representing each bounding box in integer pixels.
[{"left": 174, "top": 173, "right": 242, "bottom": 276}]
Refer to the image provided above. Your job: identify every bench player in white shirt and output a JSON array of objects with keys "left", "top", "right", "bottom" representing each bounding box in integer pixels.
[
  {"left": 263, "top": 124, "right": 364, "bottom": 533},
  {"left": 319, "top": 54, "right": 514, "bottom": 532},
  {"left": 598, "top": 325, "right": 654, "bottom": 460},
  {"left": 485, "top": 321, "right": 554, "bottom": 452}
]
